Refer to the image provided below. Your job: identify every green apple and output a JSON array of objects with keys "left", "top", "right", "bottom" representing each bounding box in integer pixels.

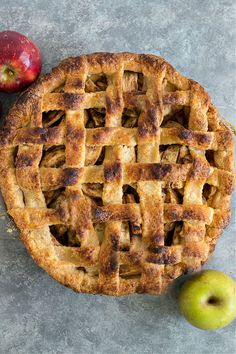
[{"left": 179, "top": 270, "right": 236, "bottom": 330}]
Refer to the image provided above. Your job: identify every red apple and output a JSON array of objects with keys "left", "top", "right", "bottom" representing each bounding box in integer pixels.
[{"left": 0, "top": 31, "right": 42, "bottom": 93}]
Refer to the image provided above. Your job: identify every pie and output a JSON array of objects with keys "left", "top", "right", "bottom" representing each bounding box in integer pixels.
[{"left": 0, "top": 52, "right": 234, "bottom": 295}]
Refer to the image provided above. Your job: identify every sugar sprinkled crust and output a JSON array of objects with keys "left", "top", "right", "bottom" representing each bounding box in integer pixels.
[{"left": 0, "top": 52, "right": 234, "bottom": 295}]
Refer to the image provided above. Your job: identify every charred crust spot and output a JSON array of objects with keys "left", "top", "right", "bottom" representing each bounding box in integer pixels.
[
  {"left": 150, "top": 233, "right": 164, "bottom": 245},
  {"left": 141, "top": 55, "right": 156, "bottom": 66},
  {"left": 68, "top": 190, "right": 82, "bottom": 202},
  {"left": 218, "top": 130, "right": 233, "bottom": 149},
  {"left": 101, "top": 252, "right": 118, "bottom": 275},
  {"left": 0, "top": 128, "right": 12, "bottom": 146},
  {"left": 147, "top": 106, "right": 157, "bottom": 123},
  {"left": 61, "top": 168, "right": 81, "bottom": 186},
  {"left": 60, "top": 57, "right": 83, "bottom": 73},
  {"left": 110, "top": 235, "right": 119, "bottom": 251},
  {"left": 149, "top": 163, "right": 172, "bottom": 180},
  {"left": 183, "top": 246, "right": 201, "bottom": 258},
  {"left": 138, "top": 121, "right": 157, "bottom": 137},
  {"left": 31, "top": 172, "right": 39, "bottom": 184},
  {"left": 222, "top": 130, "right": 232, "bottom": 142},
  {"left": 129, "top": 251, "right": 142, "bottom": 265},
  {"left": 72, "top": 78, "right": 84, "bottom": 89},
  {"left": 147, "top": 248, "right": 177, "bottom": 264},
  {"left": 141, "top": 55, "right": 162, "bottom": 72},
  {"left": 92, "top": 207, "right": 108, "bottom": 222},
  {"left": 197, "top": 133, "right": 211, "bottom": 145},
  {"left": 160, "top": 253, "right": 177, "bottom": 264},
  {"left": 148, "top": 246, "right": 167, "bottom": 254},
  {"left": 63, "top": 93, "right": 84, "bottom": 110},
  {"left": 166, "top": 205, "right": 204, "bottom": 222},
  {"left": 71, "top": 57, "right": 84, "bottom": 69},
  {"left": 138, "top": 106, "right": 158, "bottom": 137},
  {"left": 16, "top": 154, "right": 34, "bottom": 168},
  {"left": 191, "top": 158, "right": 210, "bottom": 179},
  {"left": 18, "top": 128, "right": 48, "bottom": 145},
  {"left": 178, "top": 129, "right": 192, "bottom": 141},
  {"left": 96, "top": 52, "right": 118, "bottom": 66},
  {"left": 165, "top": 206, "right": 180, "bottom": 221},
  {"left": 47, "top": 127, "right": 62, "bottom": 141},
  {"left": 32, "top": 128, "right": 48, "bottom": 141},
  {"left": 182, "top": 209, "right": 202, "bottom": 221},
  {"left": 80, "top": 248, "right": 94, "bottom": 261},
  {"left": 177, "top": 129, "right": 211, "bottom": 146},
  {"left": 107, "top": 252, "right": 118, "bottom": 273},
  {"left": 56, "top": 207, "right": 68, "bottom": 222},
  {"left": 104, "top": 162, "right": 122, "bottom": 182},
  {"left": 163, "top": 92, "right": 180, "bottom": 105},
  {"left": 91, "top": 127, "right": 109, "bottom": 143},
  {"left": 67, "top": 122, "right": 84, "bottom": 145},
  {"left": 106, "top": 96, "right": 122, "bottom": 114},
  {"left": 146, "top": 253, "right": 177, "bottom": 264}
]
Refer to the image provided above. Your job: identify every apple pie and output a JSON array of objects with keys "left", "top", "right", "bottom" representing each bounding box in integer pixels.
[{"left": 0, "top": 52, "right": 234, "bottom": 295}]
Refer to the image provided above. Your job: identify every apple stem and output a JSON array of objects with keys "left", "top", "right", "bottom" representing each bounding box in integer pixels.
[{"left": 6, "top": 68, "right": 14, "bottom": 76}]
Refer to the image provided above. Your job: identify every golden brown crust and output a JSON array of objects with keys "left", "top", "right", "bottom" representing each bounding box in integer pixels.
[{"left": 0, "top": 52, "right": 234, "bottom": 295}]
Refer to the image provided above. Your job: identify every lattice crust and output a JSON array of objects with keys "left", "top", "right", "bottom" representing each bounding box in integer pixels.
[{"left": 0, "top": 53, "right": 234, "bottom": 295}]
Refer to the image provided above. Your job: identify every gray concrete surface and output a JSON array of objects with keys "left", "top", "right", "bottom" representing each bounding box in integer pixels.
[{"left": 0, "top": 0, "right": 236, "bottom": 353}]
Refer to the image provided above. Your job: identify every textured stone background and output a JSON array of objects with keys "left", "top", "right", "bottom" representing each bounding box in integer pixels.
[{"left": 0, "top": 1, "right": 235, "bottom": 353}]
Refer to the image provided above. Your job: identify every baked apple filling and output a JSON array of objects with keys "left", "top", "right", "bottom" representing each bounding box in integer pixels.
[
  {"left": 123, "top": 71, "right": 147, "bottom": 93},
  {"left": 85, "top": 74, "right": 108, "bottom": 92},
  {"left": 85, "top": 108, "right": 106, "bottom": 128},
  {"left": 122, "top": 108, "right": 140, "bottom": 127},
  {"left": 42, "top": 110, "right": 65, "bottom": 128}
]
